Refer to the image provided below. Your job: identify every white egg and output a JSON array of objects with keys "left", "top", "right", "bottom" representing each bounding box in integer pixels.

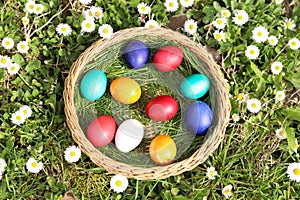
[{"left": 115, "top": 119, "right": 144, "bottom": 153}]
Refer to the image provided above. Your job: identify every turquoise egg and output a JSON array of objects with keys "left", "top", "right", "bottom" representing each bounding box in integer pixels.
[
  {"left": 80, "top": 69, "right": 107, "bottom": 101},
  {"left": 180, "top": 74, "right": 210, "bottom": 99}
]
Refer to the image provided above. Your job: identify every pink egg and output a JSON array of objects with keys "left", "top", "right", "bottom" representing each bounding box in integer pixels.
[
  {"left": 86, "top": 116, "right": 117, "bottom": 147},
  {"left": 146, "top": 95, "right": 178, "bottom": 121}
]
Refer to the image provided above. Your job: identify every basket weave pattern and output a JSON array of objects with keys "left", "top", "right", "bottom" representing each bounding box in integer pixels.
[{"left": 63, "top": 27, "right": 231, "bottom": 180}]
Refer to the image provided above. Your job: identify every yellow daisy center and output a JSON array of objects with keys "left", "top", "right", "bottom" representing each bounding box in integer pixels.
[
  {"left": 250, "top": 50, "right": 255, "bottom": 55},
  {"left": 11, "top": 66, "right": 16, "bottom": 71},
  {"left": 16, "top": 115, "right": 22, "bottom": 121},
  {"left": 291, "top": 41, "right": 297, "bottom": 46},
  {"left": 270, "top": 39, "right": 274, "bottom": 43},
  {"left": 29, "top": 4, "right": 34, "bottom": 9},
  {"left": 31, "top": 162, "right": 38, "bottom": 168},
  {"left": 236, "top": 93, "right": 244, "bottom": 100},
  {"left": 70, "top": 151, "right": 76, "bottom": 157},
  {"left": 103, "top": 28, "right": 109, "bottom": 34},
  {"left": 286, "top": 21, "right": 291, "bottom": 27},
  {"left": 277, "top": 94, "right": 283, "bottom": 98},
  {"left": 115, "top": 180, "right": 122, "bottom": 187},
  {"left": 1, "top": 58, "right": 7, "bottom": 64},
  {"left": 223, "top": 12, "right": 228, "bottom": 17},
  {"left": 185, "top": 0, "right": 189, "bottom": 2},
  {"left": 141, "top": 6, "right": 146, "bottom": 11},
  {"left": 275, "top": 65, "right": 281, "bottom": 70},
  {"left": 189, "top": 24, "right": 194, "bottom": 30},
  {"left": 23, "top": 110, "right": 28, "bottom": 115},
  {"left": 169, "top": 2, "right": 174, "bottom": 7},
  {"left": 238, "top": 15, "right": 243, "bottom": 20},
  {"left": 223, "top": 188, "right": 230, "bottom": 195},
  {"left": 217, "top": 19, "right": 222, "bottom": 25},
  {"left": 21, "top": 44, "right": 26, "bottom": 50},
  {"left": 95, "top": 11, "right": 101, "bottom": 17},
  {"left": 86, "top": 23, "right": 91, "bottom": 28},
  {"left": 215, "top": 34, "right": 221, "bottom": 40},
  {"left": 5, "top": 41, "right": 10, "bottom": 45},
  {"left": 209, "top": 171, "right": 215, "bottom": 176},
  {"left": 293, "top": 168, "right": 300, "bottom": 175},
  {"left": 61, "top": 27, "right": 67, "bottom": 32},
  {"left": 36, "top": 7, "right": 41, "bottom": 11},
  {"left": 279, "top": 130, "right": 285, "bottom": 136},
  {"left": 88, "top": 11, "right": 93, "bottom": 16},
  {"left": 257, "top": 32, "right": 263, "bottom": 37},
  {"left": 251, "top": 103, "right": 257, "bottom": 108},
  {"left": 149, "top": 24, "right": 155, "bottom": 28}
]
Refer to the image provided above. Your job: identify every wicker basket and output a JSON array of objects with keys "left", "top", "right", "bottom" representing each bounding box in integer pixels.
[{"left": 63, "top": 27, "right": 231, "bottom": 180}]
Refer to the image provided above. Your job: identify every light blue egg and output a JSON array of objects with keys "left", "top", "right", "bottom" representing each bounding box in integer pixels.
[
  {"left": 80, "top": 69, "right": 107, "bottom": 101},
  {"left": 180, "top": 74, "right": 210, "bottom": 99}
]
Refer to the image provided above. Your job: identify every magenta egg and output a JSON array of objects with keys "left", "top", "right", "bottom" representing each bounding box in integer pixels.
[
  {"left": 86, "top": 116, "right": 117, "bottom": 147},
  {"left": 146, "top": 95, "right": 178, "bottom": 121}
]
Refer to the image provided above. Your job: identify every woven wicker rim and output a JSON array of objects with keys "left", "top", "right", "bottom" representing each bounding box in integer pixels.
[{"left": 63, "top": 27, "right": 231, "bottom": 180}]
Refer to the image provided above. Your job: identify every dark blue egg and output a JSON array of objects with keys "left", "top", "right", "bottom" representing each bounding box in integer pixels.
[
  {"left": 123, "top": 40, "right": 149, "bottom": 69},
  {"left": 185, "top": 101, "right": 213, "bottom": 135}
]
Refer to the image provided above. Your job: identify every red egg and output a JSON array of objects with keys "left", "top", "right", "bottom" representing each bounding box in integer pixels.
[
  {"left": 146, "top": 95, "right": 178, "bottom": 121},
  {"left": 153, "top": 46, "right": 183, "bottom": 72},
  {"left": 86, "top": 116, "right": 117, "bottom": 147}
]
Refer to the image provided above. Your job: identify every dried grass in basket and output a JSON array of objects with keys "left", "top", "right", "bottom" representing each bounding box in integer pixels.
[{"left": 63, "top": 27, "right": 231, "bottom": 180}]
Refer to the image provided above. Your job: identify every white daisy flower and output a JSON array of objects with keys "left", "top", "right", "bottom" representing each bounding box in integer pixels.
[
  {"left": 275, "top": 90, "right": 285, "bottom": 101},
  {"left": 246, "top": 98, "right": 262, "bottom": 113},
  {"left": 137, "top": 2, "right": 151, "bottom": 15},
  {"left": 56, "top": 23, "right": 72, "bottom": 36},
  {"left": 11, "top": 111, "right": 26, "bottom": 125},
  {"left": 275, "top": 0, "right": 284, "bottom": 4},
  {"left": 26, "top": 158, "right": 43, "bottom": 173},
  {"left": 19, "top": 105, "right": 32, "bottom": 118},
  {"left": 251, "top": 26, "right": 269, "bottom": 43},
  {"left": 222, "top": 184, "right": 233, "bottom": 199},
  {"left": 236, "top": 93, "right": 249, "bottom": 102},
  {"left": 184, "top": 19, "right": 198, "bottom": 35},
  {"left": 271, "top": 61, "right": 283, "bottom": 75},
  {"left": 21, "top": 16, "right": 30, "bottom": 25},
  {"left": 17, "top": 41, "right": 29, "bottom": 54},
  {"left": 212, "top": 17, "right": 227, "bottom": 29},
  {"left": 287, "top": 163, "right": 300, "bottom": 182},
  {"left": 79, "top": 0, "right": 92, "bottom": 5},
  {"left": 283, "top": 18, "right": 296, "bottom": 30},
  {"left": 145, "top": 20, "right": 160, "bottom": 28},
  {"left": 110, "top": 174, "right": 128, "bottom": 193},
  {"left": 34, "top": 4, "right": 44, "bottom": 15},
  {"left": 275, "top": 128, "right": 286, "bottom": 140},
  {"left": 25, "top": 0, "right": 36, "bottom": 13},
  {"left": 91, "top": 6, "right": 104, "bottom": 19},
  {"left": 0, "top": 55, "right": 12, "bottom": 68},
  {"left": 232, "top": 113, "right": 240, "bottom": 122},
  {"left": 213, "top": 30, "right": 225, "bottom": 41},
  {"left": 288, "top": 38, "right": 300, "bottom": 50},
  {"left": 245, "top": 45, "right": 260, "bottom": 60},
  {"left": 221, "top": 9, "right": 231, "bottom": 18},
  {"left": 64, "top": 146, "right": 81, "bottom": 163},
  {"left": 83, "top": 9, "right": 94, "bottom": 20},
  {"left": 164, "top": 0, "right": 179, "bottom": 12},
  {"left": 232, "top": 10, "right": 249, "bottom": 26},
  {"left": 98, "top": 24, "right": 113, "bottom": 39},
  {"left": 206, "top": 166, "right": 218, "bottom": 180},
  {"left": 268, "top": 35, "right": 278, "bottom": 46},
  {"left": 180, "top": 0, "right": 194, "bottom": 8},
  {"left": 81, "top": 19, "right": 96, "bottom": 33},
  {"left": 0, "top": 158, "right": 7, "bottom": 173},
  {"left": 7, "top": 62, "right": 20, "bottom": 75},
  {"left": 2, "top": 37, "right": 14, "bottom": 50}
]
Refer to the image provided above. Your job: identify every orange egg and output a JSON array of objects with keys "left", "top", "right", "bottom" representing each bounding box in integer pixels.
[
  {"left": 149, "top": 135, "right": 177, "bottom": 165},
  {"left": 110, "top": 77, "right": 141, "bottom": 104}
]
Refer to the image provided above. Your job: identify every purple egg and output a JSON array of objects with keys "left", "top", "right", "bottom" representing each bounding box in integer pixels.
[
  {"left": 185, "top": 101, "right": 213, "bottom": 135},
  {"left": 123, "top": 40, "right": 149, "bottom": 69}
]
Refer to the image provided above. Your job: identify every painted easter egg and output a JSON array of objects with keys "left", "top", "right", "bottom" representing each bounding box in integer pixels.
[
  {"left": 180, "top": 74, "right": 210, "bottom": 99},
  {"left": 185, "top": 101, "right": 213, "bottom": 135},
  {"left": 123, "top": 40, "right": 149, "bottom": 69},
  {"left": 146, "top": 95, "right": 178, "bottom": 121},
  {"left": 86, "top": 116, "right": 117, "bottom": 147},
  {"left": 115, "top": 119, "right": 144, "bottom": 153},
  {"left": 110, "top": 77, "right": 141, "bottom": 104},
  {"left": 149, "top": 135, "right": 177, "bottom": 165},
  {"left": 153, "top": 46, "right": 183, "bottom": 72},
  {"left": 80, "top": 69, "right": 107, "bottom": 101}
]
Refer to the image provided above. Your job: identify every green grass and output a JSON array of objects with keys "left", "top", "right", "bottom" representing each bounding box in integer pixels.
[{"left": 1, "top": 0, "right": 300, "bottom": 199}]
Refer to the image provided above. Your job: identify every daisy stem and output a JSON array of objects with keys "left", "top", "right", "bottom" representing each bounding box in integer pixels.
[
  {"left": 271, "top": 44, "right": 288, "bottom": 63},
  {"left": 18, "top": 74, "right": 33, "bottom": 89}
]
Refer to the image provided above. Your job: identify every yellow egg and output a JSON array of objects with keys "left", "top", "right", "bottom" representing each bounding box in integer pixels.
[
  {"left": 110, "top": 77, "right": 141, "bottom": 104},
  {"left": 149, "top": 135, "right": 177, "bottom": 165}
]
